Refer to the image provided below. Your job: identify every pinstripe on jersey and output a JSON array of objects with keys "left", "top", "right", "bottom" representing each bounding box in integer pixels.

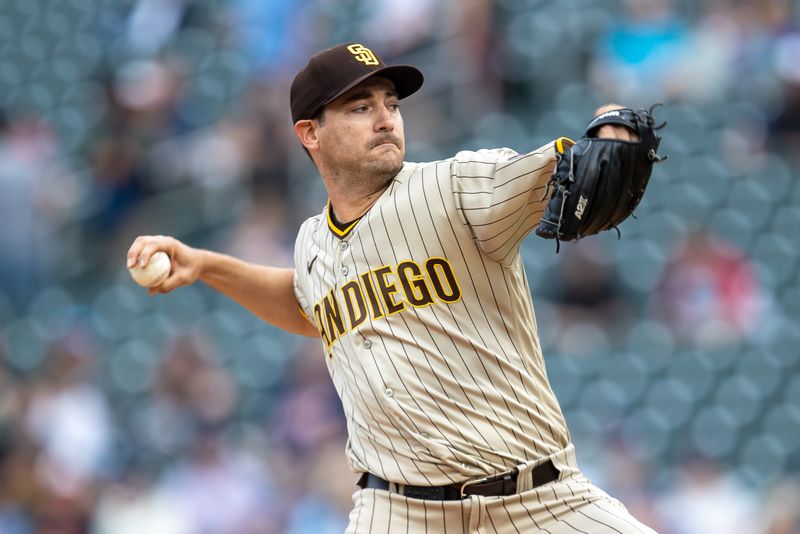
[{"left": 293, "top": 141, "right": 571, "bottom": 487}]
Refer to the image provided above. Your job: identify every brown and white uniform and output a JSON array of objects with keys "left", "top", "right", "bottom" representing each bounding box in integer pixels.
[{"left": 292, "top": 142, "right": 657, "bottom": 533}]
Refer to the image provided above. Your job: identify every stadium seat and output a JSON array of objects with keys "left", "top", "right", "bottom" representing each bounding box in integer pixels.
[
  {"left": 760, "top": 402, "right": 800, "bottom": 456},
  {"left": 751, "top": 234, "right": 797, "bottom": 287},
  {"left": 689, "top": 404, "right": 741, "bottom": 458},
  {"left": 108, "top": 338, "right": 159, "bottom": 395},
  {"left": 708, "top": 208, "right": 755, "bottom": 251},
  {"left": 601, "top": 351, "right": 651, "bottom": 407},
  {"left": 621, "top": 405, "right": 673, "bottom": 462},
  {"left": 616, "top": 238, "right": 667, "bottom": 292},
  {"left": 713, "top": 374, "right": 765, "bottom": 426},
  {"left": 667, "top": 350, "right": 716, "bottom": 400},
  {"left": 737, "top": 433, "right": 791, "bottom": 486},
  {"left": 680, "top": 155, "right": 730, "bottom": 200},
  {"left": 2, "top": 316, "right": 50, "bottom": 374},
  {"left": 735, "top": 348, "right": 784, "bottom": 398},
  {"left": 726, "top": 179, "right": 774, "bottom": 230},
  {"left": 545, "top": 353, "right": 585, "bottom": 409},
  {"left": 646, "top": 377, "right": 697, "bottom": 429},
  {"left": 624, "top": 319, "right": 676, "bottom": 374},
  {"left": 91, "top": 284, "right": 152, "bottom": 341},
  {"left": 769, "top": 205, "right": 800, "bottom": 244}
]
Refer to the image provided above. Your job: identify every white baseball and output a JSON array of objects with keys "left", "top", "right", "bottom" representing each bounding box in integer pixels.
[{"left": 129, "top": 251, "right": 171, "bottom": 288}]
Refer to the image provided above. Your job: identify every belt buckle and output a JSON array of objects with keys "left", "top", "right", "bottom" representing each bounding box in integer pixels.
[{"left": 459, "top": 468, "right": 517, "bottom": 498}]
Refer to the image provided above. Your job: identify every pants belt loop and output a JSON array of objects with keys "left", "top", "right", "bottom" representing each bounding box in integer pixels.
[{"left": 516, "top": 459, "right": 559, "bottom": 493}]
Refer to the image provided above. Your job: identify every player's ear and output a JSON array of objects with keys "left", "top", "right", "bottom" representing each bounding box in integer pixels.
[{"left": 294, "top": 119, "right": 320, "bottom": 152}]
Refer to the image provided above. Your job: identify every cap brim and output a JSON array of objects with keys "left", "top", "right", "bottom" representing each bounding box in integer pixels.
[{"left": 321, "top": 65, "right": 424, "bottom": 109}]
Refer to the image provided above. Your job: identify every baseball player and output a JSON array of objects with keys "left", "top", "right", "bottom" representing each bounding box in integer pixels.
[{"left": 128, "top": 43, "right": 657, "bottom": 533}]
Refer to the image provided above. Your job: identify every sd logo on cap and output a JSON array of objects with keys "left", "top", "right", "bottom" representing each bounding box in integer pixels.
[
  {"left": 290, "top": 42, "right": 424, "bottom": 123},
  {"left": 347, "top": 44, "right": 380, "bottom": 66}
]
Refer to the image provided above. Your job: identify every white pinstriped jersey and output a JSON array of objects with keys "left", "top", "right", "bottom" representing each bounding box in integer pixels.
[{"left": 292, "top": 141, "right": 571, "bottom": 487}]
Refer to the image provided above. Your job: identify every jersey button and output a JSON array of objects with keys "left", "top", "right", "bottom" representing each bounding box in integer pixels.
[
  {"left": 340, "top": 266, "right": 349, "bottom": 276},
  {"left": 341, "top": 241, "right": 348, "bottom": 250},
  {"left": 363, "top": 339, "right": 372, "bottom": 349},
  {"left": 385, "top": 388, "right": 394, "bottom": 398}
]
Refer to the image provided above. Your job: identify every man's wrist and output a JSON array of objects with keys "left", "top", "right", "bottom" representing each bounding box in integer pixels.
[{"left": 195, "top": 248, "right": 220, "bottom": 282}]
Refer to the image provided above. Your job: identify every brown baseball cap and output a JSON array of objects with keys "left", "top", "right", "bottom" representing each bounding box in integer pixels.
[{"left": 290, "top": 43, "right": 424, "bottom": 123}]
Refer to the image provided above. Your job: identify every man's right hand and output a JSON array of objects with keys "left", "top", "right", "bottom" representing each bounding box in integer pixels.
[
  {"left": 127, "top": 235, "right": 205, "bottom": 295},
  {"left": 126, "top": 236, "right": 318, "bottom": 337}
]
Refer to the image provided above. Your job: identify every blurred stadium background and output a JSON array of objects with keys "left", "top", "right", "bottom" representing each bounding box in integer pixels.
[{"left": 1, "top": 0, "right": 799, "bottom": 532}]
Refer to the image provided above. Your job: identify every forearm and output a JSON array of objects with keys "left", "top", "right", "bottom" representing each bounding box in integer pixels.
[{"left": 198, "top": 250, "right": 318, "bottom": 337}]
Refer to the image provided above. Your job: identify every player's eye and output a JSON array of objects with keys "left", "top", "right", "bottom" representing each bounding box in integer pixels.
[
  {"left": 387, "top": 102, "right": 400, "bottom": 111},
  {"left": 352, "top": 105, "right": 369, "bottom": 113}
]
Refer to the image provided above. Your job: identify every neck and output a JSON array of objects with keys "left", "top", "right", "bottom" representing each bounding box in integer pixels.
[
  {"left": 317, "top": 158, "right": 398, "bottom": 222},
  {"left": 326, "top": 176, "right": 392, "bottom": 223}
]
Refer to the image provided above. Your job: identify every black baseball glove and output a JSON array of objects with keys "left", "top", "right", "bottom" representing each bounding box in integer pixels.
[{"left": 535, "top": 105, "right": 667, "bottom": 250}]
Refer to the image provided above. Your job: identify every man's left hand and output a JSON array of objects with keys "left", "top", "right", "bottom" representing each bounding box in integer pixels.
[{"left": 593, "top": 104, "right": 640, "bottom": 141}]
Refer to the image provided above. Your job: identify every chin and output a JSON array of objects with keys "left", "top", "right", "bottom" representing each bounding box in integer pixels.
[
  {"left": 376, "top": 158, "right": 403, "bottom": 176},
  {"left": 368, "top": 152, "right": 403, "bottom": 175}
]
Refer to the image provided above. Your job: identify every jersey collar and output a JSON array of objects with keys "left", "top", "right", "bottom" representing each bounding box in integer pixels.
[
  {"left": 324, "top": 164, "right": 411, "bottom": 239},
  {"left": 326, "top": 202, "right": 362, "bottom": 239}
]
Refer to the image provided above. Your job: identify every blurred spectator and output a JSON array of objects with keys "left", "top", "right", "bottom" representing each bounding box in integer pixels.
[
  {"left": 86, "top": 57, "right": 187, "bottom": 233},
  {"left": 270, "top": 343, "right": 346, "bottom": 462},
  {"left": 652, "top": 230, "right": 765, "bottom": 347},
  {"left": 361, "top": 0, "right": 440, "bottom": 56},
  {"left": 656, "top": 456, "right": 758, "bottom": 534},
  {"left": 86, "top": 125, "right": 148, "bottom": 232},
  {"left": 157, "top": 431, "right": 277, "bottom": 534},
  {"left": 724, "top": 0, "right": 793, "bottom": 101},
  {"left": 132, "top": 331, "right": 239, "bottom": 457},
  {"left": 0, "top": 111, "right": 40, "bottom": 305},
  {"left": 229, "top": 0, "right": 314, "bottom": 73},
  {"left": 767, "top": 2, "right": 800, "bottom": 164},
  {"left": 267, "top": 341, "right": 349, "bottom": 525},
  {"left": 441, "top": 0, "right": 501, "bottom": 122},
  {"left": 0, "top": 379, "right": 37, "bottom": 534},
  {"left": 770, "top": 57, "right": 800, "bottom": 165},
  {"left": 92, "top": 472, "right": 192, "bottom": 534},
  {"left": 287, "top": 439, "right": 358, "bottom": 533},
  {"left": 24, "top": 332, "right": 114, "bottom": 497},
  {"left": 30, "top": 487, "right": 93, "bottom": 534},
  {"left": 235, "top": 80, "right": 296, "bottom": 198},
  {"left": 759, "top": 476, "right": 800, "bottom": 534},
  {"left": 591, "top": 0, "right": 689, "bottom": 103},
  {"left": 540, "top": 241, "right": 633, "bottom": 352},
  {"left": 0, "top": 112, "right": 69, "bottom": 305},
  {"left": 0, "top": 328, "right": 112, "bottom": 534},
  {"left": 593, "top": 439, "right": 668, "bottom": 534},
  {"left": 147, "top": 80, "right": 295, "bottom": 199},
  {"left": 224, "top": 187, "right": 295, "bottom": 268},
  {"left": 123, "top": 0, "right": 193, "bottom": 56},
  {"left": 660, "top": 0, "right": 739, "bottom": 102}
]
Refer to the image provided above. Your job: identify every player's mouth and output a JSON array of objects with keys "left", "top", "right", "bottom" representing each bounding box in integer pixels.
[
  {"left": 371, "top": 136, "right": 401, "bottom": 150},
  {"left": 373, "top": 143, "right": 398, "bottom": 150}
]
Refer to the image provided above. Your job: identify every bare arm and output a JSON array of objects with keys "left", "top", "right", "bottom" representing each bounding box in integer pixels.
[{"left": 127, "top": 235, "right": 319, "bottom": 337}]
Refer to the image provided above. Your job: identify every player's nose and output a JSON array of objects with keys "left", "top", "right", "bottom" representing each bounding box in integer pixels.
[{"left": 373, "top": 104, "right": 396, "bottom": 132}]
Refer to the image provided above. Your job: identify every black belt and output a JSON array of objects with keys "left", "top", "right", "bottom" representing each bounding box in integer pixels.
[{"left": 357, "top": 459, "right": 560, "bottom": 501}]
